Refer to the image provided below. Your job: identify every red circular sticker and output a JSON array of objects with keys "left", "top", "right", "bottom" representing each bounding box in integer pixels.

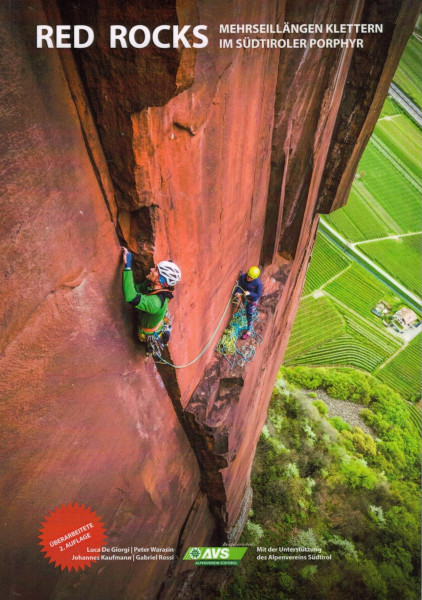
[{"left": 39, "top": 502, "right": 107, "bottom": 571}]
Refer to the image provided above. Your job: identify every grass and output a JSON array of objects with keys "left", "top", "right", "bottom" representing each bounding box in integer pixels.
[
  {"left": 303, "top": 234, "right": 350, "bottom": 295},
  {"left": 376, "top": 336, "right": 422, "bottom": 401},
  {"left": 359, "top": 234, "right": 422, "bottom": 296},
  {"left": 393, "top": 35, "right": 422, "bottom": 109}
]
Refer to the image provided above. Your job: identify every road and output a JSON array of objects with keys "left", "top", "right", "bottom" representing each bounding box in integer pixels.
[
  {"left": 355, "top": 231, "right": 422, "bottom": 246},
  {"left": 389, "top": 82, "right": 422, "bottom": 126}
]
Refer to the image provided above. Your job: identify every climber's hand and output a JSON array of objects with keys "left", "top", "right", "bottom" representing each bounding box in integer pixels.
[{"left": 121, "top": 247, "right": 133, "bottom": 269}]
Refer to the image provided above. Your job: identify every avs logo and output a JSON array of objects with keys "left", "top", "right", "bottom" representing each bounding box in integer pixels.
[
  {"left": 183, "top": 547, "right": 248, "bottom": 566},
  {"left": 187, "top": 547, "right": 202, "bottom": 560}
]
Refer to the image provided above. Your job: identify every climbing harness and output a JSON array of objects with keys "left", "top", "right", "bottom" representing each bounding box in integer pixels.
[{"left": 139, "top": 312, "right": 172, "bottom": 358}]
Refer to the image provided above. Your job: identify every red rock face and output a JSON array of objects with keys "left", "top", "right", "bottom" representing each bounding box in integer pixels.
[{"left": 0, "top": 0, "right": 418, "bottom": 598}]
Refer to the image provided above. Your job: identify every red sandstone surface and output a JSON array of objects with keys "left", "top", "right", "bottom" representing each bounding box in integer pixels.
[{"left": 0, "top": 1, "right": 418, "bottom": 599}]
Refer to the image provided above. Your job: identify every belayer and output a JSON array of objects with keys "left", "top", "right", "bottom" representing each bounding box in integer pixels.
[
  {"left": 121, "top": 247, "right": 181, "bottom": 357},
  {"left": 235, "top": 266, "right": 263, "bottom": 339}
]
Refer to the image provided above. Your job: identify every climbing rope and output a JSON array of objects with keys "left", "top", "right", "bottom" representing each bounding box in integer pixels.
[
  {"left": 215, "top": 309, "right": 248, "bottom": 355},
  {"left": 215, "top": 307, "right": 263, "bottom": 369},
  {"left": 154, "top": 282, "right": 239, "bottom": 369}
]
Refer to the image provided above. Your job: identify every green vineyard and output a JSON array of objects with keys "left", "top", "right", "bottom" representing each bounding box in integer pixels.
[
  {"left": 326, "top": 181, "right": 394, "bottom": 242},
  {"left": 287, "top": 255, "right": 420, "bottom": 399},
  {"left": 286, "top": 335, "right": 391, "bottom": 371},
  {"left": 407, "top": 402, "right": 422, "bottom": 434},
  {"left": 379, "top": 96, "right": 405, "bottom": 118},
  {"left": 359, "top": 234, "right": 422, "bottom": 296},
  {"left": 284, "top": 296, "right": 344, "bottom": 358},
  {"left": 393, "top": 35, "right": 422, "bottom": 108},
  {"left": 284, "top": 294, "right": 400, "bottom": 373},
  {"left": 303, "top": 235, "right": 350, "bottom": 295},
  {"left": 374, "top": 104, "right": 422, "bottom": 181},
  {"left": 376, "top": 336, "right": 422, "bottom": 401},
  {"left": 357, "top": 143, "right": 421, "bottom": 233},
  {"left": 325, "top": 262, "right": 395, "bottom": 318},
  {"left": 284, "top": 35, "right": 421, "bottom": 401},
  {"left": 343, "top": 313, "right": 400, "bottom": 355},
  {"left": 326, "top": 99, "right": 421, "bottom": 243}
]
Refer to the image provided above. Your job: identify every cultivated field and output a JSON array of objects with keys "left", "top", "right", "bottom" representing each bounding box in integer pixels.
[
  {"left": 325, "top": 182, "right": 393, "bottom": 242},
  {"left": 284, "top": 292, "right": 401, "bottom": 373},
  {"left": 326, "top": 139, "right": 421, "bottom": 238},
  {"left": 393, "top": 35, "right": 422, "bottom": 109},
  {"left": 285, "top": 40, "right": 421, "bottom": 400},
  {"left": 376, "top": 335, "right": 422, "bottom": 401},
  {"left": 359, "top": 143, "right": 421, "bottom": 232},
  {"left": 324, "top": 263, "right": 397, "bottom": 320},
  {"left": 359, "top": 234, "right": 421, "bottom": 296},
  {"left": 325, "top": 98, "right": 422, "bottom": 244},
  {"left": 287, "top": 253, "right": 420, "bottom": 398},
  {"left": 303, "top": 235, "right": 350, "bottom": 295},
  {"left": 375, "top": 100, "right": 421, "bottom": 181}
]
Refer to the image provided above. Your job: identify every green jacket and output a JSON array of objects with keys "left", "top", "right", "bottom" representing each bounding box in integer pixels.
[{"left": 123, "top": 270, "right": 172, "bottom": 333}]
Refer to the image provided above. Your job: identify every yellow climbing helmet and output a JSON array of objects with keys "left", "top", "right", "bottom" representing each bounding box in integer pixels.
[{"left": 247, "top": 266, "right": 260, "bottom": 279}]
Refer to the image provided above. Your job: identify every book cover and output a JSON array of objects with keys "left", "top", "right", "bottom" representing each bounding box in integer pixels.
[{"left": 0, "top": 1, "right": 419, "bottom": 599}]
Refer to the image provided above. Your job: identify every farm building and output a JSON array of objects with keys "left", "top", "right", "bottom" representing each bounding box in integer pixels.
[
  {"left": 372, "top": 301, "right": 390, "bottom": 317},
  {"left": 393, "top": 307, "right": 418, "bottom": 328}
]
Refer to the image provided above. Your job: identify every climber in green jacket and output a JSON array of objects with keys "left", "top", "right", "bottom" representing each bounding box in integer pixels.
[{"left": 122, "top": 247, "right": 182, "bottom": 356}]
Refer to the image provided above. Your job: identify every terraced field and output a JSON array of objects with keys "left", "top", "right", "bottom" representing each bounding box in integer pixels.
[
  {"left": 284, "top": 296, "right": 344, "bottom": 358},
  {"left": 286, "top": 253, "right": 420, "bottom": 398},
  {"left": 408, "top": 402, "right": 422, "bottom": 434},
  {"left": 393, "top": 35, "right": 422, "bottom": 109},
  {"left": 303, "top": 235, "right": 350, "bottom": 295},
  {"left": 359, "top": 234, "right": 422, "bottom": 296},
  {"left": 284, "top": 294, "right": 400, "bottom": 373},
  {"left": 288, "top": 335, "right": 387, "bottom": 371},
  {"left": 376, "top": 336, "right": 422, "bottom": 401},
  {"left": 284, "top": 37, "right": 421, "bottom": 401}
]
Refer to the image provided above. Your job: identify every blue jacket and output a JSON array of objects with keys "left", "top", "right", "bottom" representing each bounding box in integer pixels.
[{"left": 235, "top": 273, "right": 262, "bottom": 303}]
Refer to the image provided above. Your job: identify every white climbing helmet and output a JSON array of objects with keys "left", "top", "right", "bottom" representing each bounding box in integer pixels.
[{"left": 157, "top": 261, "right": 182, "bottom": 286}]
